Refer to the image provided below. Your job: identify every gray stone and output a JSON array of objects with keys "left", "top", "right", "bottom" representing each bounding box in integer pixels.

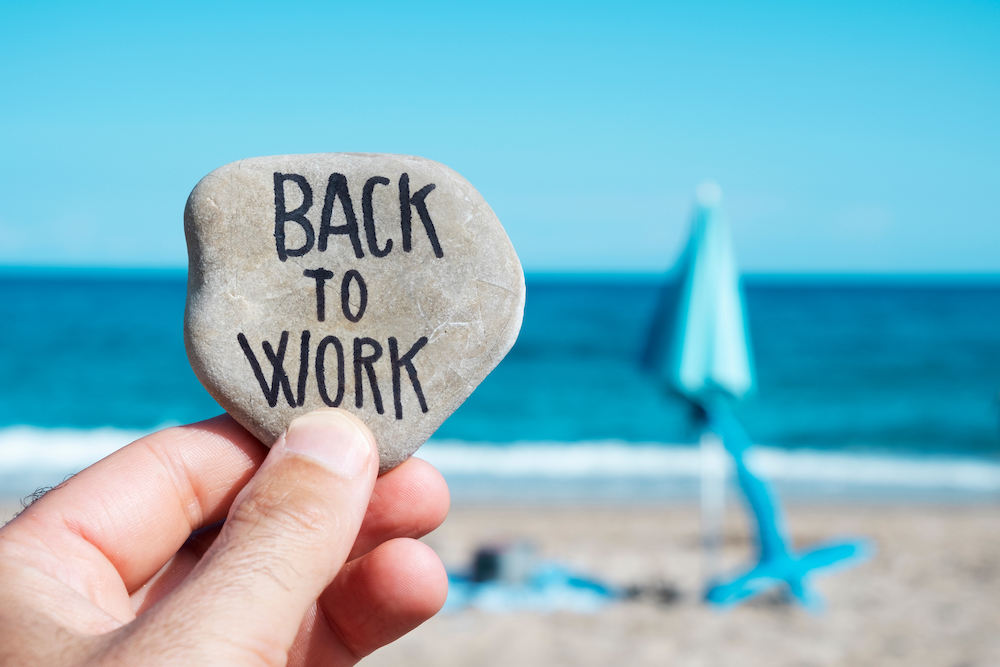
[{"left": 184, "top": 153, "right": 524, "bottom": 472}]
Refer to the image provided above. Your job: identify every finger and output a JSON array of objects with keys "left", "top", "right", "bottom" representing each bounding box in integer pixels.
[
  {"left": 1, "top": 415, "right": 265, "bottom": 620},
  {"left": 319, "top": 538, "right": 448, "bottom": 663},
  {"left": 129, "top": 409, "right": 378, "bottom": 664},
  {"left": 129, "top": 523, "right": 224, "bottom": 615},
  {"left": 349, "top": 456, "right": 450, "bottom": 561},
  {"left": 290, "top": 538, "right": 448, "bottom": 667},
  {"left": 130, "top": 457, "right": 449, "bottom": 613}
]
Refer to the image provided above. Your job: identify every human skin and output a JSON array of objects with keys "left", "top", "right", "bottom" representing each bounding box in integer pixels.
[{"left": 0, "top": 409, "right": 451, "bottom": 666}]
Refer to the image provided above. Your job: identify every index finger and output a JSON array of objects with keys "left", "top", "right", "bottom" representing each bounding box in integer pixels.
[{"left": 5, "top": 415, "right": 265, "bottom": 599}]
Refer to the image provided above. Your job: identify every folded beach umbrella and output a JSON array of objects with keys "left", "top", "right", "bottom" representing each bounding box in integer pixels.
[
  {"left": 643, "top": 181, "right": 754, "bottom": 400},
  {"left": 644, "top": 182, "right": 870, "bottom": 609}
]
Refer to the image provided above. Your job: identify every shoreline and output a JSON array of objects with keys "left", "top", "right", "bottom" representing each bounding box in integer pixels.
[{"left": 3, "top": 427, "right": 999, "bottom": 505}]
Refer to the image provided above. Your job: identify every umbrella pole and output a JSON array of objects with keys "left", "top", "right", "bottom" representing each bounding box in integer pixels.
[{"left": 700, "top": 429, "right": 726, "bottom": 589}]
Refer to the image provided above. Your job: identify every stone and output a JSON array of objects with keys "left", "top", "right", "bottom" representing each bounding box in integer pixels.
[{"left": 184, "top": 153, "right": 524, "bottom": 472}]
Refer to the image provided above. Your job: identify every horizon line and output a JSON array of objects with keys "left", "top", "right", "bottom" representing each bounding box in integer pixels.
[{"left": 1, "top": 265, "right": 999, "bottom": 285}]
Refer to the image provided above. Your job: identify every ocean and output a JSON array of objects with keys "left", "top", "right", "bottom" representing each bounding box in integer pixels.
[{"left": 2, "top": 269, "right": 999, "bottom": 502}]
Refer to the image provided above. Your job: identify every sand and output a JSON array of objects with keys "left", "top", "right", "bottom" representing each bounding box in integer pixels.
[
  {"left": 378, "top": 504, "right": 1000, "bottom": 667},
  {"left": 3, "top": 500, "right": 997, "bottom": 666}
]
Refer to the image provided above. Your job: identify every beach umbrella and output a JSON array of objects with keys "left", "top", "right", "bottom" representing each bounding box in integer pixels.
[
  {"left": 643, "top": 181, "right": 754, "bottom": 401},
  {"left": 644, "top": 182, "right": 871, "bottom": 608},
  {"left": 642, "top": 181, "right": 754, "bottom": 586}
]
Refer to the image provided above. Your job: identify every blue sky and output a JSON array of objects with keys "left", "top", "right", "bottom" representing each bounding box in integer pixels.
[{"left": 1, "top": 0, "right": 997, "bottom": 273}]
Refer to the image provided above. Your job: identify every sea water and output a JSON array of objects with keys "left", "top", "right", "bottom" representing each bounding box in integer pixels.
[{"left": 1, "top": 269, "right": 998, "bottom": 501}]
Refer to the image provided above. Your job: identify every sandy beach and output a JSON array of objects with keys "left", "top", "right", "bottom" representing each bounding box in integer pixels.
[
  {"left": 3, "top": 500, "right": 997, "bottom": 666},
  {"left": 374, "top": 503, "right": 1000, "bottom": 667}
]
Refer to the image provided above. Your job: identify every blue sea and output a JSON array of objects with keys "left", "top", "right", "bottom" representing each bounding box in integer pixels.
[{"left": 1, "top": 269, "right": 999, "bottom": 502}]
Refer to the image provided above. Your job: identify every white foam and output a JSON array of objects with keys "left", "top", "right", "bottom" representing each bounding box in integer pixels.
[
  {"left": 746, "top": 448, "right": 1000, "bottom": 491},
  {"left": 421, "top": 439, "right": 1000, "bottom": 492},
  {"left": 0, "top": 425, "right": 150, "bottom": 470},
  {"left": 1, "top": 428, "right": 997, "bottom": 497},
  {"left": 422, "top": 440, "right": 702, "bottom": 478}
]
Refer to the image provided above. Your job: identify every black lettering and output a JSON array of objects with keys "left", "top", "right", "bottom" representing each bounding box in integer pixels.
[
  {"left": 303, "top": 268, "right": 335, "bottom": 321},
  {"left": 362, "top": 176, "right": 393, "bottom": 257},
  {"left": 399, "top": 173, "right": 443, "bottom": 258},
  {"left": 296, "top": 330, "right": 310, "bottom": 407},
  {"left": 389, "top": 336, "right": 429, "bottom": 419},
  {"left": 237, "top": 331, "right": 294, "bottom": 407},
  {"left": 316, "top": 335, "right": 345, "bottom": 407},
  {"left": 341, "top": 270, "right": 368, "bottom": 323},
  {"left": 263, "top": 333, "right": 297, "bottom": 407},
  {"left": 319, "top": 173, "right": 364, "bottom": 258},
  {"left": 273, "top": 173, "right": 315, "bottom": 262},
  {"left": 353, "top": 337, "right": 384, "bottom": 414}
]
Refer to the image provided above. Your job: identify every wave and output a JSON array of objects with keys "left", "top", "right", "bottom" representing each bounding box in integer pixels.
[
  {"left": 0, "top": 426, "right": 155, "bottom": 499},
  {"left": 1, "top": 427, "right": 998, "bottom": 500},
  {"left": 420, "top": 440, "right": 1000, "bottom": 492},
  {"left": 0, "top": 425, "right": 153, "bottom": 468}
]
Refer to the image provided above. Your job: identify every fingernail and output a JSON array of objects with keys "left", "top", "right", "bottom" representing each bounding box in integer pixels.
[{"left": 283, "top": 410, "right": 373, "bottom": 478}]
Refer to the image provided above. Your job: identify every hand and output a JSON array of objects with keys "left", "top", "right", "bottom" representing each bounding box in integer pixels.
[{"left": 0, "top": 409, "right": 450, "bottom": 666}]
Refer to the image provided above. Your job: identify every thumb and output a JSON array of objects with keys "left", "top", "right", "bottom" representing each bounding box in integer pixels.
[{"left": 135, "top": 409, "right": 378, "bottom": 664}]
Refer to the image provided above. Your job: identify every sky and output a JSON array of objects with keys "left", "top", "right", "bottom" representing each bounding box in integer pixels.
[{"left": 1, "top": 0, "right": 997, "bottom": 274}]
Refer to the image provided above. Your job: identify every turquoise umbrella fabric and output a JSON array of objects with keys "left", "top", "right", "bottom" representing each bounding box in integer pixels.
[
  {"left": 643, "top": 182, "right": 755, "bottom": 401},
  {"left": 644, "top": 182, "right": 871, "bottom": 609}
]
